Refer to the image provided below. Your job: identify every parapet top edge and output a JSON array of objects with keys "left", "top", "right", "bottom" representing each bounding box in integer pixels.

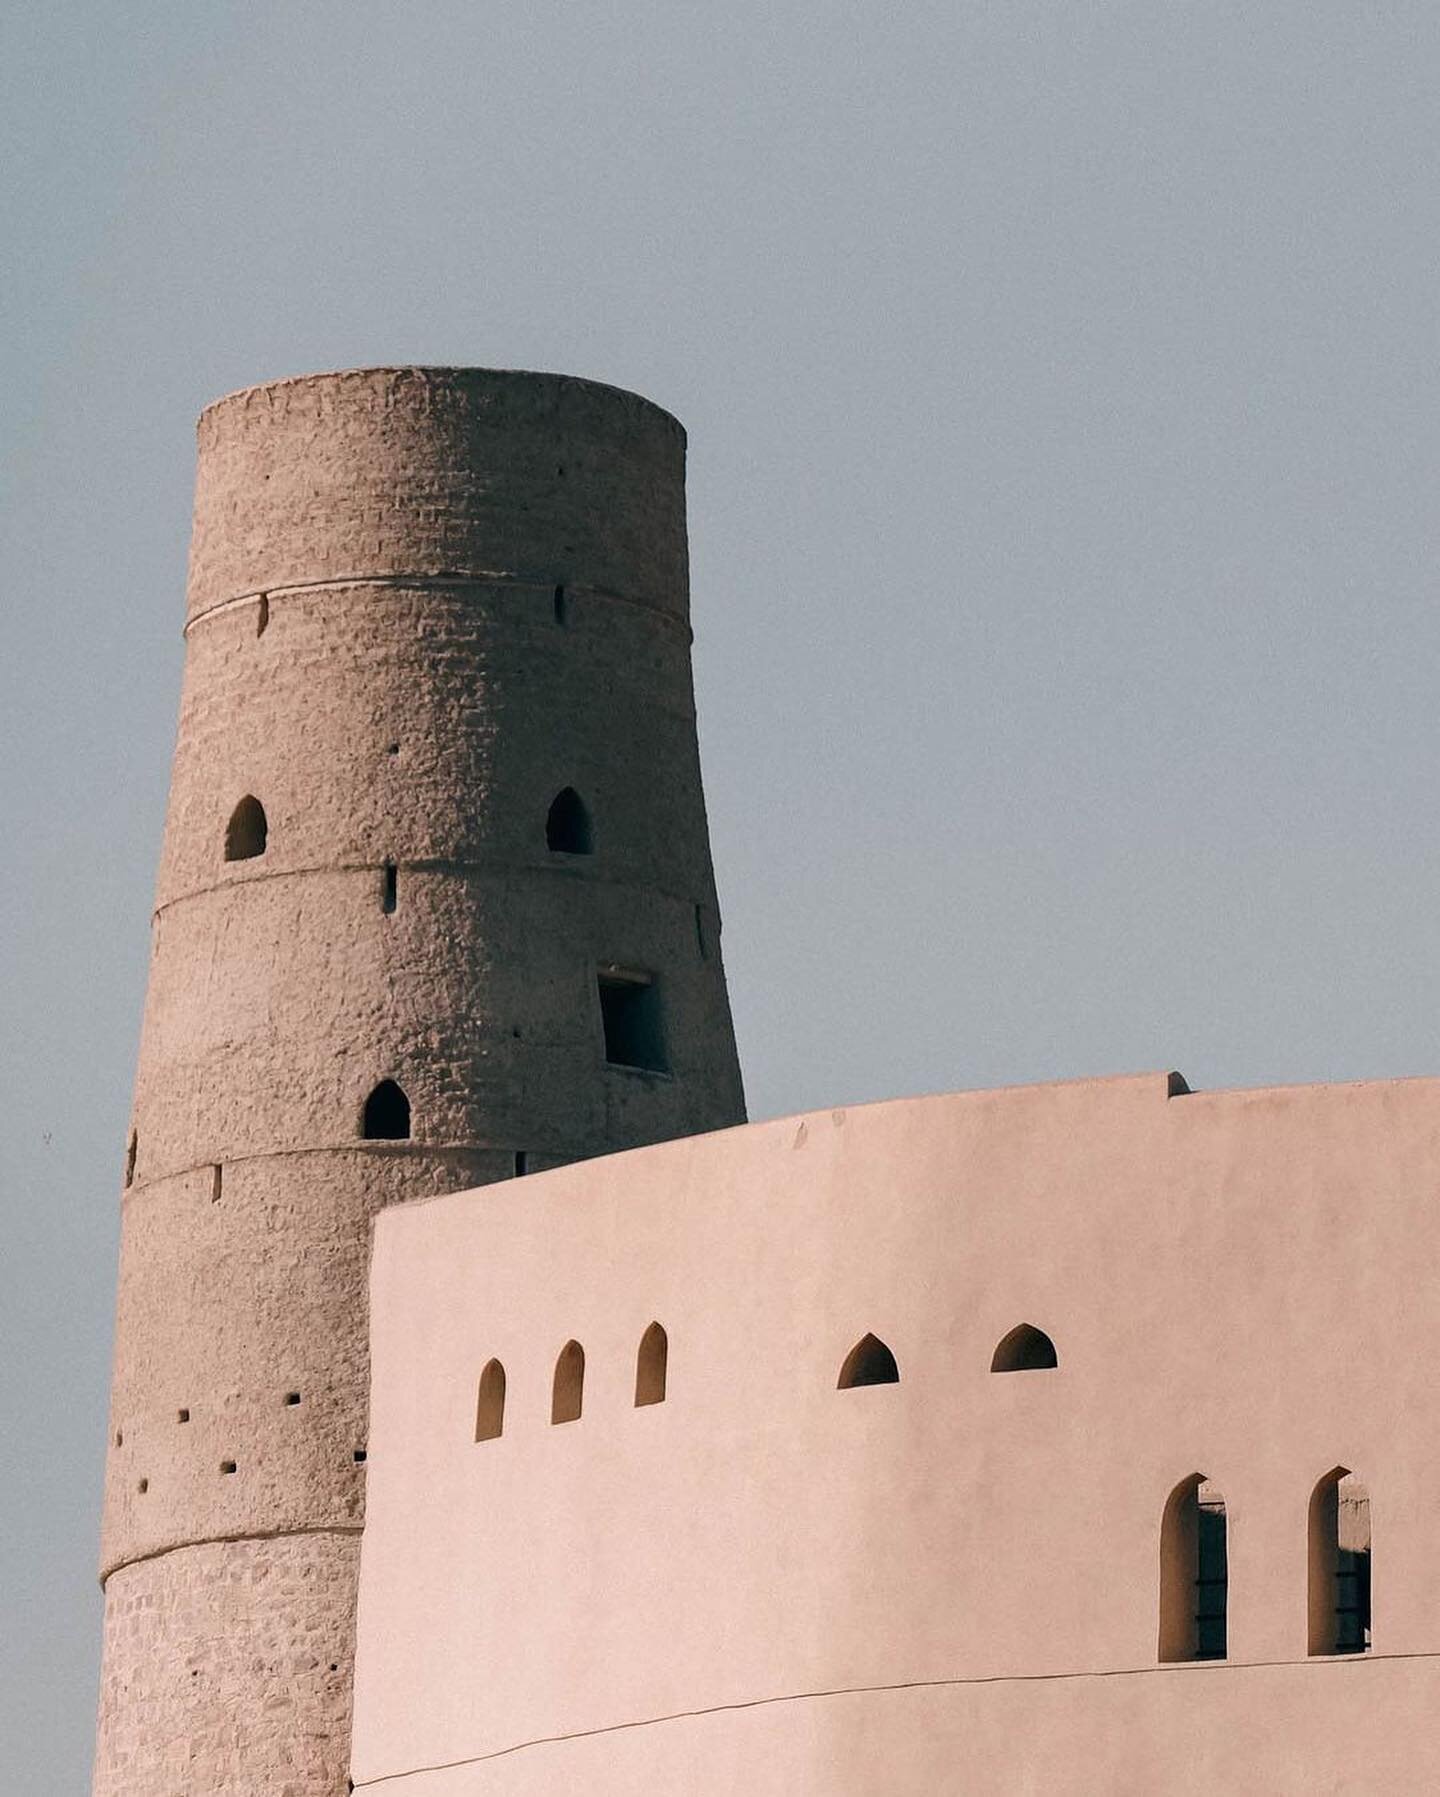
[
  {"left": 196, "top": 365, "right": 687, "bottom": 439},
  {"left": 373, "top": 1063, "right": 1440, "bottom": 1230},
  {"left": 372, "top": 1072, "right": 1185, "bottom": 1227}
]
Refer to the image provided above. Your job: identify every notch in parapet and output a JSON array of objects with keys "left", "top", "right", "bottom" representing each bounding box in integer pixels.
[{"left": 1167, "top": 1071, "right": 1192, "bottom": 1097}]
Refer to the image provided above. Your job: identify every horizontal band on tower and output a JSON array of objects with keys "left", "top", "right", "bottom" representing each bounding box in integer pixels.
[
  {"left": 152, "top": 856, "right": 718, "bottom": 921},
  {"left": 182, "top": 572, "right": 694, "bottom": 639},
  {"left": 101, "top": 1521, "right": 364, "bottom": 1586},
  {"left": 118, "top": 1140, "right": 585, "bottom": 1207}
]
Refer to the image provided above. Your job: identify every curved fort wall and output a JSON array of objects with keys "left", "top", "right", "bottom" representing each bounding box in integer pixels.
[
  {"left": 94, "top": 369, "right": 746, "bottom": 1795},
  {"left": 352, "top": 1071, "right": 1440, "bottom": 1794}
]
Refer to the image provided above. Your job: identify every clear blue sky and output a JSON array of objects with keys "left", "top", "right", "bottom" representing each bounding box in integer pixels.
[{"left": 5, "top": 2, "right": 1440, "bottom": 1785}]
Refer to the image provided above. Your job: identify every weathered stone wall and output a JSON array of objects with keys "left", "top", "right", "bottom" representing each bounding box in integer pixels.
[
  {"left": 95, "top": 1536, "right": 358, "bottom": 1797},
  {"left": 94, "top": 368, "right": 746, "bottom": 1795}
]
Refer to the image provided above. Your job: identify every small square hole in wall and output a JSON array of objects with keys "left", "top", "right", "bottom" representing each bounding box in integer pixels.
[
  {"left": 597, "top": 970, "right": 667, "bottom": 1073},
  {"left": 353, "top": 1449, "right": 367, "bottom": 1464},
  {"left": 177, "top": 1409, "right": 190, "bottom": 1424},
  {"left": 137, "top": 1478, "right": 148, "bottom": 1494},
  {"left": 220, "top": 1461, "right": 236, "bottom": 1475},
  {"left": 284, "top": 1391, "right": 301, "bottom": 1406}
]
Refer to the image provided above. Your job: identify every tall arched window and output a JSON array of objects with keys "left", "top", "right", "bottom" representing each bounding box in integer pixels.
[
  {"left": 635, "top": 1322, "right": 668, "bottom": 1406},
  {"left": 552, "top": 1341, "right": 584, "bottom": 1424},
  {"left": 474, "top": 1359, "right": 506, "bottom": 1442},
  {"left": 1158, "top": 1473, "right": 1227, "bottom": 1661},
  {"left": 361, "top": 1080, "right": 410, "bottom": 1141},
  {"left": 546, "top": 787, "right": 593, "bottom": 854},
  {"left": 224, "top": 795, "right": 267, "bottom": 861},
  {"left": 990, "top": 1323, "right": 1058, "bottom": 1372},
  {"left": 1309, "top": 1467, "right": 1371, "bottom": 1655},
  {"left": 837, "top": 1333, "right": 899, "bottom": 1389}
]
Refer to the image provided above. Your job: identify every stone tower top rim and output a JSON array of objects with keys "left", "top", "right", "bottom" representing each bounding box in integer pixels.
[{"left": 196, "top": 365, "right": 686, "bottom": 439}]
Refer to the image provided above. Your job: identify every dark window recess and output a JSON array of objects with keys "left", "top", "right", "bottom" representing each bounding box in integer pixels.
[
  {"left": 694, "top": 903, "right": 708, "bottom": 959},
  {"left": 553, "top": 584, "right": 569, "bottom": 626},
  {"left": 177, "top": 1409, "right": 190, "bottom": 1424},
  {"left": 224, "top": 795, "right": 267, "bottom": 862},
  {"left": 546, "top": 788, "right": 592, "bottom": 854},
  {"left": 353, "top": 1449, "right": 367, "bottom": 1464},
  {"left": 837, "top": 1333, "right": 900, "bottom": 1389},
  {"left": 513, "top": 1151, "right": 528, "bottom": 1177},
  {"left": 362, "top": 1080, "right": 410, "bottom": 1140},
  {"left": 1194, "top": 1498, "right": 1229, "bottom": 1660},
  {"left": 475, "top": 1359, "right": 506, "bottom": 1441},
  {"left": 1310, "top": 1469, "right": 1372, "bottom": 1655},
  {"left": 284, "top": 1392, "right": 301, "bottom": 1407},
  {"left": 255, "top": 593, "right": 270, "bottom": 637},
  {"left": 220, "top": 1461, "right": 237, "bottom": 1475},
  {"left": 635, "top": 1322, "right": 668, "bottom": 1406},
  {"left": 598, "top": 972, "right": 667, "bottom": 1072},
  {"left": 1159, "top": 1475, "right": 1228, "bottom": 1662},
  {"left": 381, "top": 862, "right": 397, "bottom": 914},
  {"left": 552, "top": 1341, "right": 585, "bottom": 1424},
  {"left": 990, "top": 1323, "right": 1058, "bottom": 1372},
  {"left": 124, "top": 1130, "right": 137, "bottom": 1190},
  {"left": 210, "top": 1164, "right": 222, "bottom": 1203}
]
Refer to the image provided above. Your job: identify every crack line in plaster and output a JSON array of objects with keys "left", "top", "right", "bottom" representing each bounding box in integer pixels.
[{"left": 352, "top": 1651, "right": 1440, "bottom": 1788}]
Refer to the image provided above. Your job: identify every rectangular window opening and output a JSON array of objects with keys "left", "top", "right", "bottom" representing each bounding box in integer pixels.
[{"left": 597, "top": 970, "right": 668, "bottom": 1073}]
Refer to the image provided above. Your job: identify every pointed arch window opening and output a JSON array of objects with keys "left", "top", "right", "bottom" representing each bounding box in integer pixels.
[
  {"left": 1309, "top": 1467, "right": 1371, "bottom": 1655},
  {"left": 635, "top": 1322, "right": 668, "bottom": 1406},
  {"left": 475, "top": 1360, "right": 506, "bottom": 1442},
  {"left": 224, "top": 795, "right": 268, "bottom": 862},
  {"left": 362, "top": 1080, "right": 411, "bottom": 1141},
  {"left": 990, "top": 1323, "right": 1058, "bottom": 1372},
  {"left": 837, "top": 1333, "right": 899, "bottom": 1389},
  {"left": 546, "top": 787, "right": 593, "bottom": 855},
  {"left": 552, "top": 1340, "right": 584, "bottom": 1424},
  {"left": 1159, "top": 1473, "right": 1228, "bottom": 1662}
]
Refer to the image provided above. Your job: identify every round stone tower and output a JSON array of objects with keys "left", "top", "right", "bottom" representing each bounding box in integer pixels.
[{"left": 93, "top": 368, "right": 747, "bottom": 1795}]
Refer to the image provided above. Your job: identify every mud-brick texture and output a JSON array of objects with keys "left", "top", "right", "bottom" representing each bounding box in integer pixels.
[
  {"left": 94, "top": 368, "right": 747, "bottom": 1794},
  {"left": 93, "top": 1535, "right": 358, "bottom": 1797},
  {"left": 186, "top": 367, "right": 688, "bottom": 620}
]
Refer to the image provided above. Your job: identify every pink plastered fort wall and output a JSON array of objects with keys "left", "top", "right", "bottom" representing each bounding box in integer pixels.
[{"left": 352, "top": 1070, "right": 1440, "bottom": 1794}]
